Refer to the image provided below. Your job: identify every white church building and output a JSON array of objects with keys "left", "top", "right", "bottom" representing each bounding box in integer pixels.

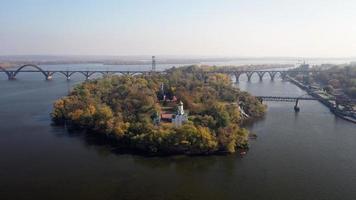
[{"left": 172, "top": 101, "right": 188, "bottom": 127}]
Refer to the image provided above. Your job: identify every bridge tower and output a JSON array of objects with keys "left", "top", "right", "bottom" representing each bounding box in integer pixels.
[
  {"left": 152, "top": 56, "right": 156, "bottom": 71},
  {"left": 294, "top": 99, "right": 300, "bottom": 112}
]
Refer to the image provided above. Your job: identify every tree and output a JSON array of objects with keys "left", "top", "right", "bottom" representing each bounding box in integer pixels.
[{"left": 323, "top": 85, "right": 333, "bottom": 94}]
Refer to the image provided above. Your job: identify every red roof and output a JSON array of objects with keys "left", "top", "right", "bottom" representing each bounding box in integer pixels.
[
  {"left": 161, "top": 113, "right": 173, "bottom": 119},
  {"left": 172, "top": 96, "right": 177, "bottom": 102}
]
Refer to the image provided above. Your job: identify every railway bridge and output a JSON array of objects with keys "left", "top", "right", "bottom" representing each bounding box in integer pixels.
[
  {"left": 206, "top": 69, "right": 321, "bottom": 82},
  {"left": 255, "top": 96, "right": 319, "bottom": 112}
]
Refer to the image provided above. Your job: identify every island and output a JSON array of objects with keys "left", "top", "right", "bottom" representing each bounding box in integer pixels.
[{"left": 51, "top": 66, "right": 266, "bottom": 155}]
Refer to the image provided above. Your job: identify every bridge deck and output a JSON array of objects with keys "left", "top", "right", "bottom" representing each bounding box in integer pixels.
[{"left": 256, "top": 96, "right": 318, "bottom": 102}]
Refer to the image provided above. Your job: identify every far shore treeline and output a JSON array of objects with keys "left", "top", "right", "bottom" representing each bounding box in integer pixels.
[
  {"left": 51, "top": 65, "right": 266, "bottom": 155},
  {"left": 294, "top": 65, "right": 356, "bottom": 99}
]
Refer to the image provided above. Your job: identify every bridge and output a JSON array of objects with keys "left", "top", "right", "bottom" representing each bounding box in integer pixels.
[
  {"left": 255, "top": 95, "right": 319, "bottom": 112},
  {"left": 0, "top": 64, "right": 322, "bottom": 81},
  {"left": 206, "top": 69, "right": 322, "bottom": 82},
  {"left": 0, "top": 64, "right": 163, "bottom": 80},
  {"left": 256, "top": 96, "right": 317, "bottom": 102},
  {"left": 256, "top": 95, "right": 356, "bottom": 112}
]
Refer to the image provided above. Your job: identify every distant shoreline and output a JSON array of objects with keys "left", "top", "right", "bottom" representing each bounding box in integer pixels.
[{"left": 1, "top": 55, "right": 354, "bottom": 69}]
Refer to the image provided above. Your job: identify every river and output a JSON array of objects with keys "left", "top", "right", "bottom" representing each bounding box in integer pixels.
[{"left": 0, "top": 64, "right": 355, "bottom": 200}]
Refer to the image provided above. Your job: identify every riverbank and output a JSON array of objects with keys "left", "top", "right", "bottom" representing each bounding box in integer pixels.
[{"left": 287, "top": 76, "right": 356, "bottom": 124}]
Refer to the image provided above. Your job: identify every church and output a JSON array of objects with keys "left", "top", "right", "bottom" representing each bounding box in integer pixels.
[
  {"left": 154, "top": 83, "right": 188, "bottom": 127},
  {"left": 171, "top": 101, "right": 188, "bottom": 127}
]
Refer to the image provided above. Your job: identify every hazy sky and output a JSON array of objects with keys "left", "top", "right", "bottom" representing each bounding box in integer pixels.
[{"left": 1, "top": 0, "right": 356, "bottom": 57}]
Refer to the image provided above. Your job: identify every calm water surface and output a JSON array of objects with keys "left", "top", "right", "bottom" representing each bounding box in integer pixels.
[{"left": 0, "top": 65, "right": 355, "bottom": 200}]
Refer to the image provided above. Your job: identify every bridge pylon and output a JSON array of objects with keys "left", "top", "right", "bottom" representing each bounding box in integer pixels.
[
  {"left": 7, "top": 71, "right": 16, "bottom": 80},
  {"left": 294, "top": 99, "right": 300, "bottom": 112},
  {"left": 234, "top": 72, "right": 242, "bottom": 82},
  {"left": 45, "top": 72, "right": 54, "bottom": 81},
  {"left": 268, "top": 72, "right": 277, "bottom": 81},
  {"left": 257, "top": 72, "right": 266, "bottom": 81},
  {"left": 246, "top": 72, "right": 254, "bottom": 82}
]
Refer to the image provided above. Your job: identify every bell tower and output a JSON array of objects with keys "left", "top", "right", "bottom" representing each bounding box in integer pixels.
[{"left": 177, "top": 101, "right": 185, "bottom": 115}]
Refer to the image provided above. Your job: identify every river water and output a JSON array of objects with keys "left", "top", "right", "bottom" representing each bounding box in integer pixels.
[{"left": 0, "top": 64, "right": 355, "bottom": 200}]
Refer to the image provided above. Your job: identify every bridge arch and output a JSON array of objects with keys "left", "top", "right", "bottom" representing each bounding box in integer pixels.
[
  {"left": 77, "top": 71, "right": 105, "bottom": 80},
  {"left": 50, "top": 71, "right": 72, "bottom": 80},
  {"left": 237, "top": 71, "right": 257, "bottom": 81},
  {"left": 131, "top": 72, "right": 144, "bottom": 76},
  {"left": 56, "top": 71, "right": 69, "bottom": 77},
  {"left": 78, "top": 71, "right": 91, "bottom": 79},
  {"left": 256, "top": 71, "right": 267, "bottom": 81},
  {"left": 267, "top": 71, "right": 278, "bottom": 81},
  {"left": 89, "top": 71, "right": 106, "bottom": 77},
  {"left": 111, "top": 72, "right": 128, "bottom": 76},
  {"left": 14, "top": 64, "right": 48, "bottom": 78}
]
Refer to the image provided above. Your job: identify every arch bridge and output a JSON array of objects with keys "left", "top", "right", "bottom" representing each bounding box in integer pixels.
[
  {"left": 207, "top": 70, "right": 321, "bottom": 82},
  {"left": 0, "top": 64, "right": 163, "bottom": 80}
]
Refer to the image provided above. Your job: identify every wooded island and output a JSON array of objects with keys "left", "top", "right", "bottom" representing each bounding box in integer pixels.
[{"left": 52, "top": 66, "right": 266, "bottom": 155}]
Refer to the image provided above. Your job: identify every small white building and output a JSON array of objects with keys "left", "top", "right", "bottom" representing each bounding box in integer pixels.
[{"left": 172, "top": 101, "right": 188, "bottom": 127}]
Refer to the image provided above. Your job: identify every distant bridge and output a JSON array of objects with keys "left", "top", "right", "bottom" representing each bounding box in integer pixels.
[
  {"left": 0, "top": 64, "right": 322, "bottom": 81},
  {"left": 256, "top": 96, "right": 318, "bottom": 102},
  {"left": 255, "top": 95, "right": 320, "bottom": 112},
  {"left": 206, "top": 70, "right": 322, "bottom": 82},
  {"left": 0, "top": 64, "right": 164, "bottom": 80}
]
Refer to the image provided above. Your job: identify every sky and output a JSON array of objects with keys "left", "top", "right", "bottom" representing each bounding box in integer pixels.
[{"left": 1, "top": 0, "right": 356, "bottom": 57}]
